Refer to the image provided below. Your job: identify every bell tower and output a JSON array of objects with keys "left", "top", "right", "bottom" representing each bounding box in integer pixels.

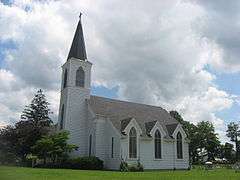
[{"left": 58, "top": 13, "right": 92, "bottom": 156}]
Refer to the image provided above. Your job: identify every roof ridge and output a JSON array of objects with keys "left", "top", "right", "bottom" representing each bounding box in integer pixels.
[
  {"left": 90, "top": 95, "right": 168, "bottom": 111},
  {"left": 166, "top": 122, "right": 179, "bottom": 126}
]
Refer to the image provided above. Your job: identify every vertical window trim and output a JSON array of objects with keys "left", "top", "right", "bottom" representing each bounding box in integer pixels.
[
  {"left": 154, "top": 129, "right": 161, "bottom": 159},
  {"left": 89, "top": 134, "right": 92, "bottom": 157},
  {"left": 76, "top": 66, "right": 85, "bottom": 87},
  {"left": 177, "top": 132, "right": 183, "bottom": 159},
  {"left": 111, "top": 137, "right": 114, "bottom": 158},
  {"left": 129, "top": 127, "right": 137, "bottom": 159}
]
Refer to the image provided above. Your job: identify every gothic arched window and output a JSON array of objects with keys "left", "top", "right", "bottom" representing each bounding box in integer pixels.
[
  {"left": 155, "top": 130, "right": 161, "bottom": 159},
  {"left": 76, "top": 66, "right": 85, "bottom": 87},
  {"left": 63, "top": 69, "right": 67, "bottom": 88},
  {"left": 129, "top": 127, "right": 137, "bottom": 158},
  {"left": 177, "top": 132, "right": 183, "bottom": 159},
  {"left": 60, "top": 105, "right": 64, "bottom": 129}
]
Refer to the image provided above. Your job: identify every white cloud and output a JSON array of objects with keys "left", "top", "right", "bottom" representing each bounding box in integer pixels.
[
  {"left": 0, "top": 0, "right": 238, "bottom": 142},
  {"left": 175, "top": 87, "right": 233, "bottom": 142},
  {"left": 193, "top": 0, "right": 240, "bottom": 73}
]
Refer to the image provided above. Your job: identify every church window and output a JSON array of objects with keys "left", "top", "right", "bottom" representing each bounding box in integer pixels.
[
  {"left": 177, "top": 132, "right": 183, "bottom": 159},
  {"left": 76, "top": 66, "right": 85, "bottom": 87},
  {"left": 129, "top": 127, "right": 137, "bottom": 158},
  {"left": 89, "top": 134, "right": 92, "bottom": 156},
  {"left": 63, "top": 69, "right": 68, "bottom": 88},
  {"left": 111, "top": 137, "right": 114, "bottom": 158},
  {"left": 154, "top": 130, "right": 161, "bottom": 159},
  {"left": 60, "top": 105, "right": 64, "bottom": 129}
]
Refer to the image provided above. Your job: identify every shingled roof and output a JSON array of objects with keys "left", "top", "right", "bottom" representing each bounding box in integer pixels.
[
  {"left": 166, "top": 123, "right": 179, "bottom": 136},
  {"left": 145, "top": 121, "right": 157, "bottom": 136},
  {"left": 88, "top": 95, "right": 179, "bottom": 137}
]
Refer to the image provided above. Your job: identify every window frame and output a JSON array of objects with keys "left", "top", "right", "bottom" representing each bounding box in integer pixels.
[
  {"left": 154, "top": 129, "right": 162, "bottom": 159},
  {"left": 176, "top": 132, "right": 183, "bottom": 159},
  {"left": 129, "top": 127, "right": 137, "bottom": 159},
  {"left": 76, "top": 66, "right": 85, "bottom": 87}
]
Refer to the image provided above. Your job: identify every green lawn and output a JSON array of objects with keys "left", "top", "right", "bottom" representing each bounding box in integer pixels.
[{"left": 0, "top": 166, "right": 239, "bottom": 180}]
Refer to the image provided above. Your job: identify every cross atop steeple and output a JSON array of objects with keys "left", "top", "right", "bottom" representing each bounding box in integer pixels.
[{"left": 67, "top": 13, "right": 87, "bottom": 61}]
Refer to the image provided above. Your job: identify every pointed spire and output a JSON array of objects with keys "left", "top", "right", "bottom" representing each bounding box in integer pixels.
[{"left": 67, "top": 13, "right": 87, "bottom": 60}]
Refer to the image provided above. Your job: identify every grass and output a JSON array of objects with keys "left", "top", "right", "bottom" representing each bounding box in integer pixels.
[{"left": 0, "top": 166, "right": 239, "bottom": 180}]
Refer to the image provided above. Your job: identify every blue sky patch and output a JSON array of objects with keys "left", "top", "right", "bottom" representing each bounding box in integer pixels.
[
  {"left": 91, "top": 85, "right": 118, "bottom": 99},
  {"left": 0, "top": 0, "right": 14, "bottom": 6},
  {"left": 0, "top": 39, "right": 17, "bottom": 68}
]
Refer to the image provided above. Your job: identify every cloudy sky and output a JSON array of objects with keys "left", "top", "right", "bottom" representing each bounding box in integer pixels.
[{"left": 0, "top": 0, "right": 240, "bottom": 143}]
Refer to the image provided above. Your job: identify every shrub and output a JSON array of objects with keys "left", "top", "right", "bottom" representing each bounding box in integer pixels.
[
  {"left": 120, "top": 160, "right": 144, "bottom": 172},
  {"left": 233, "top": 162, "right": 240, "bottom": 173},
  {"left": 34, "top": 163, "right": 63, "bottom": 169},
  {"left": 128, "top": 164, "right": 137, "bottom": 172},
  {"left": 65, "top": 156, "right": 103, "bottom": 170},
  {"left": 136, "top": 161, "right": 144, "bottom": 171},
  {"left": 120, "top": 161, "right": 129, "bottom": 172}
]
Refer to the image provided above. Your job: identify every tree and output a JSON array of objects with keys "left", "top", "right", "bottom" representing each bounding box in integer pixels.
[
  {"left": 0, "top": 89, "right": 53, "bottom": 163},
  {"left": 226, "top": 122, "right": 240, "bottom": 160},
  {"left": 0, "top": 126, "right": 18, "bottom": 164},
  {"left": 21, "top": 89, "right": 52, "bottom": 128},
  {"left": 224, "top": 142, "right": 235, "bottom": 162},
  {"left": 32, "top": 131, "right": 78, "bottom": 164},
  {"left": 216, "top": 144, "right": 225, "bottom": 159},
  {"left": 170, "top": 111, "right": 195, "bottom": 137},
  {"left": 196, "top": 121, "right": 220, "bottom": 161},
  {"left": 170, "top": 111, "right": 221, "bottom": 163}
]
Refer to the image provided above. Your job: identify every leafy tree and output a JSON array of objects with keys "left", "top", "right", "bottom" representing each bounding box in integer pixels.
[
  {"left": 0, "top": 126, "right": 18, "bottom": 164},
  {"left": 170, "top": 111, "right": 195, "bottom": 137},
  {"left": 32, "top": 131, "right": 78, "bottom": 164},
  {"left": 196, "top": 121, "right": 220, "bottom": 161},
  {"left": 0, "top": 89, "right": 53, "bottom": 163},
  {"left": 216, "top": 142, "right": 235, "bottom": 163},
  {"left": 170, "top": 111, "right": 184, "bottom": 124},
  {"left": 16, "top": 89, "right": 53, "bottom": 161},
  {"left": 226, "top": 122, "right": 240, "bottom": 160},
  {"left": 216, "top": 144, "right": 225, "bottom": 159},
  {"left": 170, "top": 111, "right": 221, "bottom": 163},
  {"left": 224, "top": 142, "right": 235, "bottom": 162}
]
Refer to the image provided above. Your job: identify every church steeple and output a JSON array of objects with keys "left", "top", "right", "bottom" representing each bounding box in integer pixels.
[{"left": 67, "top": 13, "right": 87, "bottom": 60}]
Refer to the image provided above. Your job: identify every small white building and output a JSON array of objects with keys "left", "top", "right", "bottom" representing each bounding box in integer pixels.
[{"left": 58, "top": 16, "right": 189, "bottom": 170}]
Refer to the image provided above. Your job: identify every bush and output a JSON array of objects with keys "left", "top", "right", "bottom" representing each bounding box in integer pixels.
[
  {"left": 120, "top": 161, "right": 128, "bottom": 172},
  {"left": 120, "top": 160, "right": 144, "bottom": 172},
  {"left": 68, "top": 156, "right": 103, "bottom": 170},
  {"left": 137, "top": 161, "right": 144, "bottom": 171},
  {"left": 233, "top": 162, "right": 240, "bottom": 173},
  {"left": 34, "top": 163, "right": 63, "bottom": 169}
]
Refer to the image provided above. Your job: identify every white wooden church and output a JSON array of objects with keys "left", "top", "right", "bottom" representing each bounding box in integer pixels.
[{"left": 58, "top": 15, "right": 189, "bottom": 170}]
